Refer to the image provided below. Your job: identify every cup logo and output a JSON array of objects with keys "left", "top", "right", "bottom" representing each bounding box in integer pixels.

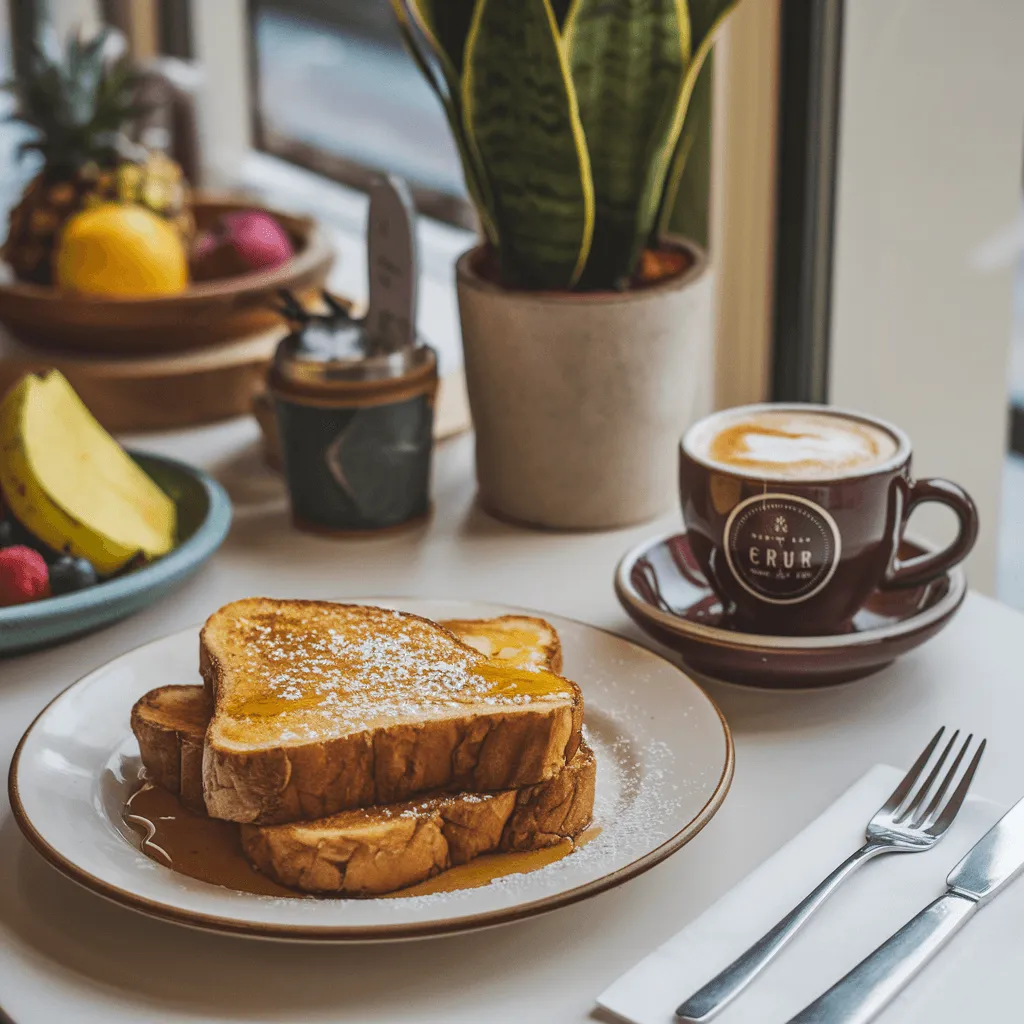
[{"left": 723, "top": 494, "right": 841, "bottom": 605}]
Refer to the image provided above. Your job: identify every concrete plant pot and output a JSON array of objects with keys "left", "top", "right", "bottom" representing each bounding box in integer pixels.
[{"left": 456, "top": 241, "right": 712, "bottom": 530}]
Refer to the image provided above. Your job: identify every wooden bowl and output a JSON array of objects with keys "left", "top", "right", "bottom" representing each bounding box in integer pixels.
[{"left": 0, "top": 196, "right": 334, "bottom": 355}]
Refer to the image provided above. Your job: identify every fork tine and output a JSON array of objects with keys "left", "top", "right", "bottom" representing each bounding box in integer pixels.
[
  {"left": 879, "top": 727, "right": 945, "bottom": 815},
  {"left": 926, "top": 738, "right": 986, "bottom": 837},
  {"left": 913, "top": 732, "right": 972, "bottom": 827},
  {"left": 895, "top": 729, "right": 960, "bottom": 823}
]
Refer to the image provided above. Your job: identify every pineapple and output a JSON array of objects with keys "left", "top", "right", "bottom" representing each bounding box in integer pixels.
[{"left": 1, "top": 30, "right": 193, "bottom": 286}]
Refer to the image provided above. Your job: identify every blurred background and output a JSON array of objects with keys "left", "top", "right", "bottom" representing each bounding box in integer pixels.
[{"left": 0, "top": 0, "right": 1022, "bottom": 604}]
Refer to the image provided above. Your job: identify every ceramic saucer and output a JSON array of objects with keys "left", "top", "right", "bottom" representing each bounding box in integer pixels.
[{"left": 614, "top": 531, "right": 966, "bottom": 688}]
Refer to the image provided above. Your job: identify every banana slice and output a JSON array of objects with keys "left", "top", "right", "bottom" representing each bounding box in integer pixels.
[{"left": 0, "top": 371, "right": 176, "bottom": 574}]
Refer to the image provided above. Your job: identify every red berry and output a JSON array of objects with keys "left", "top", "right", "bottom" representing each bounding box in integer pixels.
[{"left": 0, "top": 546, "right": 50, "bottom": 606}]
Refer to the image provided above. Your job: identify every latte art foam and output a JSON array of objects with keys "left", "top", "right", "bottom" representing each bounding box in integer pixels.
[{"left": 695, "top": 410, "right": 899, "bottom": 480}]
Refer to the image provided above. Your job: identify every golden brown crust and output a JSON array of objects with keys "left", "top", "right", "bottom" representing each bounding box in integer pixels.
[
  {"left": 241, "top": 742, "right": 596, "bottom": 896},
  {"left": 441, "top": 615, "right": 563, "bottom": 674},
  {"left": 198, "top": 636, "right": 218, "bottom": 700},
  {"left": 130, "top": 685, "right": 211, "bottom": 812},
  {"left": 199, "top": 600, "right": 584, "bottom": 825},
  {"left": 440, "top": 615, "right": 577, "bottom": 759},
  {"left": 202, "top": 702, "right": 579, "bottom": 824},
  {"left": 502, "top": 742, "right": 596, "bottom": 850}
]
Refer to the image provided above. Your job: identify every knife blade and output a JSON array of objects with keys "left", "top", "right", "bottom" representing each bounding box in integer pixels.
[
  {"left": 365, "top": 174, "right": 418, "bottom": 355},
  {"left": 787, "top": 794, "right": 1024, "bottom": 1024},
  {"left": 946, "top": 791, "right": 1024, "bottom": 900}
]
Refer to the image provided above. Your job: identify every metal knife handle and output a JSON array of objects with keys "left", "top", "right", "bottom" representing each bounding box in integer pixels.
[
  {"left": 366, "top": 174, "right": 417, "bottom": 354},
  {"left": 787, "top": 892, "right": 977, "bottom": 1024},
  {"left": 676, "top": 842, "right": 887, "bottom": 1022}
]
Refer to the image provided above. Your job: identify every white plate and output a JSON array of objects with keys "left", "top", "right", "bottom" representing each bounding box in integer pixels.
[{"left": 9, "top": 598, "right": 733, "bottom": 943}]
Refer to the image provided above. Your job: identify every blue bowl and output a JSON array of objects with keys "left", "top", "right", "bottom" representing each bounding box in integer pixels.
[{"left": 0, "top": 452, "right": 232, "bottom": 655}]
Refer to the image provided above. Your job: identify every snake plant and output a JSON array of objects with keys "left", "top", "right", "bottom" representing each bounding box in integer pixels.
[{"left": 391, "top": 0, "right": 742, "bottom": 291}]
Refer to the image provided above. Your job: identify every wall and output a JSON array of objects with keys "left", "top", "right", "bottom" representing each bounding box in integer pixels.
[
  {"left": 711, "top": 0, "right": 781, "bottom": 411},
  {"left": 829, "top": 0, "right": 1024, "bottom": 593},
  {"left": 189, "top": 0, "right": 252, "bottom": 189}
]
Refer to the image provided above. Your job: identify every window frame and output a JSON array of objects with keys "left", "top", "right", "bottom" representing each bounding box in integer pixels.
[
  {"left": 181, "top": 0, "right": 473, "bottom": 355},
  {"left": 243, "top": 0, "right": 475, "bottom": 231}
]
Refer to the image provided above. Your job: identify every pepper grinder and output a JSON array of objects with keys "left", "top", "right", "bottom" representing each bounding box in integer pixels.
[{"left": 268, "top": 175, "right": 437, "bottom": 534}]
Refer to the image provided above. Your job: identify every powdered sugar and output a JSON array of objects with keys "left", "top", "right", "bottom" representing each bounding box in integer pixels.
[
  {"left": 373, "top": 713, "right": 687, "bottom": 910},
  {"left": 214, "top": 604, "right": 574, "bottom": 740}
]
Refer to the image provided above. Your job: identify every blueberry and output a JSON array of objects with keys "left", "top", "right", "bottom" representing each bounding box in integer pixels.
[
  {"left": 1, "top": 516, "right": 60, "bottom": 562},
  {"left": 49, "top": 554, "right": 99, "bottom": 595}
]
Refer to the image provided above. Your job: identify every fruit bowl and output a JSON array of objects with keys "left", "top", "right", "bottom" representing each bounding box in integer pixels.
[
  {"left": 0, "top": 452, "right": 231, "bottom": 656},
  {"left": 0, "top": 197, "right": 334, "bottom": 355}
]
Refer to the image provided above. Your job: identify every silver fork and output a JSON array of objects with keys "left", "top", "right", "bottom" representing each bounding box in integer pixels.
[{"left": 675, "top": 727, "right": 986, "bottom": 1022}]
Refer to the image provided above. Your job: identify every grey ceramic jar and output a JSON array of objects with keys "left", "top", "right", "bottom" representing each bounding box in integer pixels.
[{"left": 269, "top": 331, "right": 438, "bottom": 534}]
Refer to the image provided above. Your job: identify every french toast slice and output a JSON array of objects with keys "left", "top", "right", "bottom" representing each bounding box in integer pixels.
[
  {"left": 241, "top": 741, "right": 596, "bottom": 896},
  {"left": 130, "top": 615, "right": 571, "bottom": 815},
  {"left": 199, "top": 600, "right": 583, "bottom": 824},
  {"left": 130, "top": 613, "right": 595, "bottom": 896},
  {"left": 130, "top": 693, "right": 594, "bottom": 897},
  {"left": 131, "top": 684, "right": 211, "bottom": 812},
  {"left": 445, "top": 614, "right": 562, "bottom": 673}
]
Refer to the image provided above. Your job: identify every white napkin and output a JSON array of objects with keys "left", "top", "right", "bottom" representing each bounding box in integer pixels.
[{"left": 598, "top": 765, "right": 1023, "bottom": 1024}]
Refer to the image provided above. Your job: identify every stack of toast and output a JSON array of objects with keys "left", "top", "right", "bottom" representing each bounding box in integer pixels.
[{"left": 130, "top": 599, "right": 596, "bottom": 896}]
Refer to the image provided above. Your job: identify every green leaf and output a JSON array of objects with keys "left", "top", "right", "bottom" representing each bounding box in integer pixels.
[
  {"left": 565, "top": 0, "right": 691, "bottom": 287},
  {"left": 550, "top": 0, "right": 574, "bottom": 28},
  {"left": 410, "top": 0, "right": 476, "bottom": 76},
  {"left": 660, "top": 50, "right": 713, "bottom": 245},
  {"left": 640, "top": 0, "right": 741, "bottom": 253},
  {"left": 687, "top": 0, "right": 737, "bottom": 46},
  {"left": 391, "top": 1, "right": 498, "bottom": 244},
  {"left": 390, "top": 0, "right": 500, "bottom": 244},
  {"left": 463, "top": 0, "right": 594, "bottom": 288}
]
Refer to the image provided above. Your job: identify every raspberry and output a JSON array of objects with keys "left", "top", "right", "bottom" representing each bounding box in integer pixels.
[{"left": 0, "top": 546, "right": 50, "bottom": 606}]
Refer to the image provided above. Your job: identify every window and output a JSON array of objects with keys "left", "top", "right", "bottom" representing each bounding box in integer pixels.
[
  {"left": 248, "top": 1, "right": 472, "bottom": 228},
  {"left": 0, "top": 0, "right": 12, "bottom": 171},
  {"left": 1000, "top": 228, "right": 1024, "bottom": 608},
  {"left": 1008, "top": 235, "right": 1024, "bottom": 463},
  {"left": 0, "top": 0, "right": 8, "bottom": 76},
  {"left": 825, "top": 0, "right": 1024, "bottom": 604},
  {"left": 0, "top": 0, "right": 42, "bottom": 233}
]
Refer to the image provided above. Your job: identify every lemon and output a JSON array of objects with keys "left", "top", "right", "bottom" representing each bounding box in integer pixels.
[{"left": 56, "top": 203, "right": 188, "bottom": 296}]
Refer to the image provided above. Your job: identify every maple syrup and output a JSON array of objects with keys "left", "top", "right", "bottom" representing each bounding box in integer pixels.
[
  {"left": 123, "top": 783, "right": 599, "bottom": 900},
  {"left": 215, "top": 604, "right": 574, "bottom": 739},
  {"left": 389, "top": 825, "right": 602, "bottom": 898},
  {"left": 124, "top": 784, "right": 298, "bottom": 897}
]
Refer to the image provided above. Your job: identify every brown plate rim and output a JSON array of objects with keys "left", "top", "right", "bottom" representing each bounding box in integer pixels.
[
  {"left": 7, "top": 600, "right": 734, "bottom": 943},
  {"left": 615, "top": 530, "right": 967, "bottom": 652}
]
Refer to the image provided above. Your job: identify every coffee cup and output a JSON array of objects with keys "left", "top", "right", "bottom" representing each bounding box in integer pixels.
[{"left": 679, "top": 403, "right": 978, "bottom": 636}]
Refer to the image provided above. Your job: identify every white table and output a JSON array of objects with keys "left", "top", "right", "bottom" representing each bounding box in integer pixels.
[{"left": 1, "top": 419, "right": 1021, "bottom": 1024}]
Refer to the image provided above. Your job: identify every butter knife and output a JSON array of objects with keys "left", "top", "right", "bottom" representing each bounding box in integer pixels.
[
  {"left": 788, "top": 793, "right": 1024, "bottom": 1024},
  {"left": 365, "top": 173, "right": 418, "bottom": 355}
]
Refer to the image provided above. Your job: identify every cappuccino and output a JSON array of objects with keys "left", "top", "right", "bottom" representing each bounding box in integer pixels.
[
  {"left": 690, "top": 409, "right": 899, "bottom": 480},
  {"left": 680, "top": 403, "right": 976, "bottom": 636}
]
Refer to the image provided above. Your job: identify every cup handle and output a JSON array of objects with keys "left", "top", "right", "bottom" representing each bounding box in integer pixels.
[{"left": 883, "top": 478, "right": 979, "bottom": 589}]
